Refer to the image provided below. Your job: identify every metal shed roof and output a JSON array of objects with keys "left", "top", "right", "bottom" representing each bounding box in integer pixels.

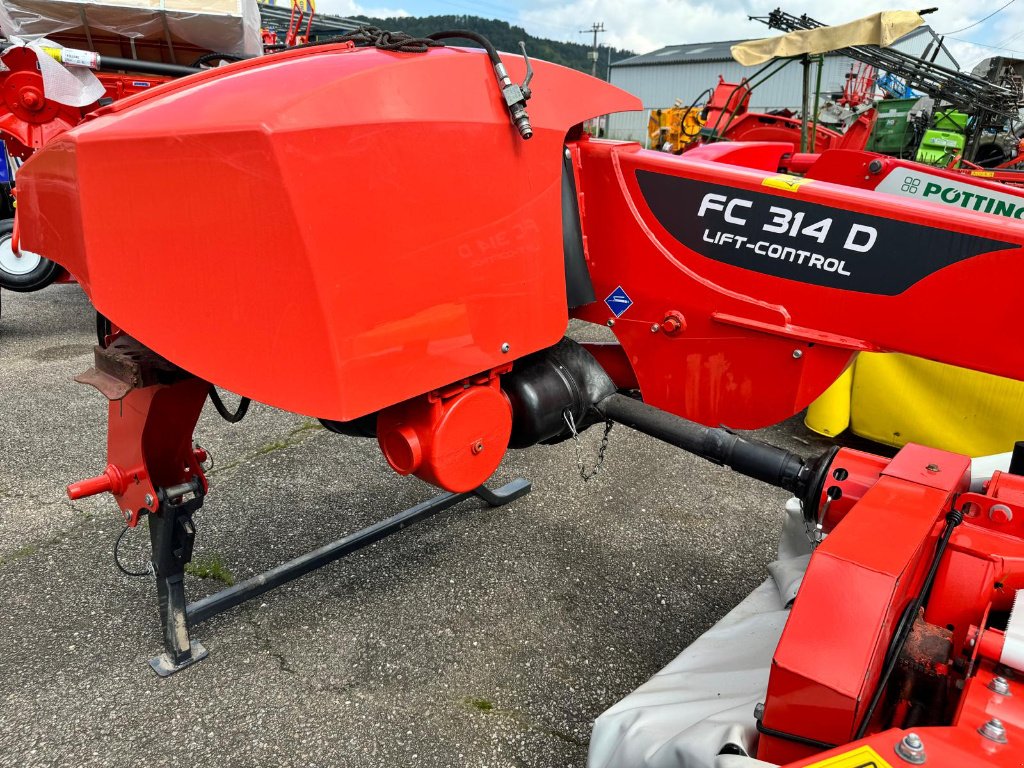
[{"left": 611, "top": 25, "right": 934, "bottom": 67}]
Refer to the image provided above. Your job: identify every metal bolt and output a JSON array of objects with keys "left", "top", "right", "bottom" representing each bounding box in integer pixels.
[
  {"left": 979, "top": 718, "right": 1008, "bottom": 743},
  {"left": 926, "top": 463, "right": 940, "bottom": 473},
  {"left": 989, "top": 676, "right": 1012, "bottom": 696},
  {"left": 606, "top": 318, "right": 615, "bottom": 327},
  {"left": 895, "top": 732, "right": 926, "bottom": 764},
  {"left": 868, "top": 158, "right": 883, "bottom": 174},
  {"left": 144, "top": 493, "right": 154, "bottom": 507},
  {"left": 501, "top": 342, "right": 511, "bottom": 354},
  {"left": 650, "top": 323, "right": 660, "bottom": 333},
  {"left": 753, "top": 702, "right": 765, "bottom": 721},
  {"left": 792, "top": 349, "right": 803, "bottom": 359},
  {"left": 472, "top": 441, "right": 484, "bottom": 455}
]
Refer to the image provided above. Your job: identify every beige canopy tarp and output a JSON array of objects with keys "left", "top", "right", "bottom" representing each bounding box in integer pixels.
[{"left": 731, "top": 10, "right": 925, "bottom": 66}]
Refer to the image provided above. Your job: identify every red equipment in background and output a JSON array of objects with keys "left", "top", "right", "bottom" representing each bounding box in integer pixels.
[
  {"left": 0, "top": 46, "right": 171, "bottom": 160},
  {"left": 284, "top": 0, "right": 315, "bottom": 47},
  {"left": 14, "top": 33, "right": 1024, "bottom": 766},
  {"left": 840, "top": 62, "right": 876, "bottom": 108},
  {"left": 701, "top": 76, "right": 877, "bottom": 155}
]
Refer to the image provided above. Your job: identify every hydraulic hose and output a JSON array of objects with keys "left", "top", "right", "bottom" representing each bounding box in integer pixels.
[
  {"left": 425, "top": 30, "right": 501, "bottom": 64},
  {"left": 426, "top": 29, "right": 533, "bottom": 139},
  {"left": 88, "top": 55, "right": 201, "bottom": 78}
]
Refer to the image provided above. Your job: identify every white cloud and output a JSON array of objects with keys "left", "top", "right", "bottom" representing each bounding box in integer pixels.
[
  {"left": 516, "top": 1, "right": 1018, "bottom": 68},
  {"left": 311, "top": 0, "right": 410, "bottom": 18}
]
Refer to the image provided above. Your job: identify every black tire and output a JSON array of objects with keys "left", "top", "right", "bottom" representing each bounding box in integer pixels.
[{"left": 0, "top": 218, "right": 61, "bottom": 292}]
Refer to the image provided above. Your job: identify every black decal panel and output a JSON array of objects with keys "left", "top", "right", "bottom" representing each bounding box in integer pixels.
[{"left": 636, "top": 171, "right": 1016, "bottom": 295}]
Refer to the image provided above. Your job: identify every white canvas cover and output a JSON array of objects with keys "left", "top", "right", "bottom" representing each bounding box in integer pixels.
[
  {"left": 0, "top": 0, "right": 262, "bottom": 57},
  {"left": 587, "top": 499, "right": 814, "bottom": 768},
  {"left": 731, "top": 11, "right": 924, "bottom": 66}
]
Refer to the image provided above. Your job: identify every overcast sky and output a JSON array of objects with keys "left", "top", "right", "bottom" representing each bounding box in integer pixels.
[{"left": 307, "top": 0, "right": 1023, "bottom": 71}]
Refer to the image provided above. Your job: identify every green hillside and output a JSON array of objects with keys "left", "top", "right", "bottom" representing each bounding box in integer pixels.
[{"left": 353, "top": 14, "right": 635, "bottom": 78}]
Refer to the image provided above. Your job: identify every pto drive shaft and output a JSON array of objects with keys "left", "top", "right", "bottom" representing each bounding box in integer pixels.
[{"left": 597, "top": 393, "right": 816, "bottom": 497}]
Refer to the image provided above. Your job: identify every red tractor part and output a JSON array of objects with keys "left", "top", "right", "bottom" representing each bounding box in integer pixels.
[
  {"left": 16, "top": 43, "right": 637, "bottom": 422},
  {"left": 377, "top": 374, "right": 512, "bottom": 492},
  {"left": 18, "top": 40, "right": 1024, "bottom": 753},
  {"left": 751, "top": 442, "right": 1024, "bottom": 767},
  {"left": 285, "top": 0, "right": 315, "bottom": 47},
  {"left": 66, "top": 336, "right": 210, "bottom": 526},
  {"left": 0, "top": 47, "right": 83, "bottom": 159},
  {"left": 701, "top": 75, "right": 875, "bottom": 154},
  {"left": 0, "top": 46, "right": 172, "bottom": 160}
]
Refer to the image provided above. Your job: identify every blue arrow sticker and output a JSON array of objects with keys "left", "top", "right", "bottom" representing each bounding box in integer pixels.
[{"left": 604, "top": 286, "right": 633, "bottom": 318}]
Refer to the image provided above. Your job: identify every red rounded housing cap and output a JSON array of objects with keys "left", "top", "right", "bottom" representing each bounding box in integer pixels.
[{"left": 378, "top": 383, "right": 512, "bottom": 492}]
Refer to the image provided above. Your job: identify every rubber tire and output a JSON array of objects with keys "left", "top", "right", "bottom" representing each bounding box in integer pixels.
[{"left": 0, "top": 218, "right": 61, "bottom": 292}]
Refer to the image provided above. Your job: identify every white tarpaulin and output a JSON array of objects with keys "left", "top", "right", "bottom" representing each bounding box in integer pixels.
[
  {"left": 0, "top": 0, "right": 262, "bottom": 57},
  {"left": 731, "top": 11, "right": 925, "bottom": 66},
  {"left": 587, "top": 499, "right": 814, "bottom": 768}
]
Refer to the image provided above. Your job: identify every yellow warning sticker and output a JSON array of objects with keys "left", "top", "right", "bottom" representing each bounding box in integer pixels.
[
  {"left": 801, "top": 745, "right": 893, "bottom": 768},
  {"left": 970, "top": 170, "right": 996, "bottom": 177},
  {"left": 761, "top": 174, "right": 814, "bottom": 192}
]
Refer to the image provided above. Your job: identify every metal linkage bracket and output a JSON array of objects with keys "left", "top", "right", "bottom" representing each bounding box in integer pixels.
[{"left": 145, "top": 478, "right": 531, "bottom": 676}]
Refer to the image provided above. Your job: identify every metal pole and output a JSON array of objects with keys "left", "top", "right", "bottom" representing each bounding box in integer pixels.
[
  {"left": 186, "top": 479, "right": 531, "bottom": 626},
  {"left": 801, "top": 54, "right": 811, "bottom": 153},
  {"left": 811, "top": 54, "right": 823, "bottom": 151}
]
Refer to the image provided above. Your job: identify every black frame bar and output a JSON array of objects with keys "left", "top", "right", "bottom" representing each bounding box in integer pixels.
[{"left": 147, "top": 478, "right": 531, "bottom": 675}]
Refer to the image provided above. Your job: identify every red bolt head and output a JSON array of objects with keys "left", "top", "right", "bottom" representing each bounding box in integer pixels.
[
  {"left": 661, "top": 311, "right": 686, "bottom": 335},
  {"left": 19, "top": 87, "right": 43, "bottom": 111}
]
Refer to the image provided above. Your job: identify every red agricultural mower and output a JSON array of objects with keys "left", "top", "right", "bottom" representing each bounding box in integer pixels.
[{"left": 13, "top": 27, "right": 1024, "bottom": 768}]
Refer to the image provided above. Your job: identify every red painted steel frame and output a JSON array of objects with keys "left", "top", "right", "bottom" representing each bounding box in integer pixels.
[
  {"left": 67, "top": 376, "right": 210, "bottom": 525},
  {"left": 768, "top": 445, "right": 1024, "bottom": 767},
  {"left": 570, "top": 139, "right": 1024, "bottom": 427}
]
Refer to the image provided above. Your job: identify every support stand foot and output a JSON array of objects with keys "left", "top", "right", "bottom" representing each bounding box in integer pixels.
[
  {"left": 146, "top": 478, "right": 206, "bottom": 677},
  {"left": 142, "top": 478, "right": 530, "bottom": 676},
  {"left": 149, "top": 640, "right": 208, "bottom": 677}
]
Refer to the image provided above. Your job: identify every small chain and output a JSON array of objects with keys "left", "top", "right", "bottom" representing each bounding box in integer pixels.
[
  {"left": 563, "top": 409, "right": 614, "bottom": 481},
  {"left": 803, "top": 495, "right": 829, "bottom": 548}
]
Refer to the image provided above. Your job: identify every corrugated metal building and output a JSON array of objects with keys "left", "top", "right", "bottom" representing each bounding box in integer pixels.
[{"left": 606, "top": 27, "right": 958, "bottom": 142}]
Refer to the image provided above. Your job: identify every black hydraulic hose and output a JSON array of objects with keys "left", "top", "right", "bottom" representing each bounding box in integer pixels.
[
  {"left": 853, "top": 508, "right": 965, "bottom": 739},
  {"left": 208, "top": 386, "right": 251, "bottom": 423},
  {"left": 680, "top": 88, "right": 712, "bottom": 139},
  {"left": 94, "top": 55, "right": 201, "bottom": 77},
  {"left": 425, "top": 30, "right": 501, "bottom": 65},
  {"left": 190, "top": 52, "right": 248, "bottom": 67},
  {"left": 597, "top": 393, "right": 810, "bottom": 494}
]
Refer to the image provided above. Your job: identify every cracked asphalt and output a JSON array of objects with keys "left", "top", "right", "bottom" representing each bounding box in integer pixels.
[{"left": 0, "top": 286, "right": 843, "bottom": 768}]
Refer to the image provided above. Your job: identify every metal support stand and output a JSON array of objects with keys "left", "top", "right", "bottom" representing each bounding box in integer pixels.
[
  {"left": 147, "top": 479, "right": 208, "bottom": 676},
  {"left": 146, "top": 478, "right": 531, "bottom": 676}
]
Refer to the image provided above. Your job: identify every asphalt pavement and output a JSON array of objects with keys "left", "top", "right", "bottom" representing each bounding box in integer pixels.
[{"left": 0, "top": 285, "right": 841, "bottom": 767}]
